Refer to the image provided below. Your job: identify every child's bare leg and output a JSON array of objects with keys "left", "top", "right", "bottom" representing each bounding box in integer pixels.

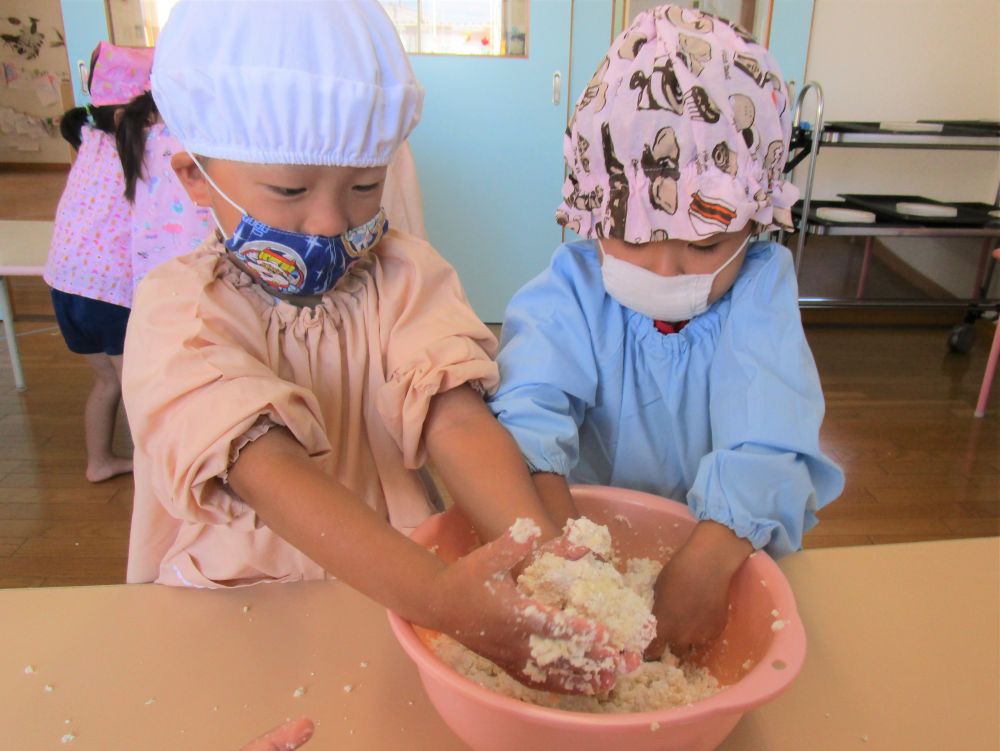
[{"left": 82, "top": 353, "right": 132, "bottom": 483}]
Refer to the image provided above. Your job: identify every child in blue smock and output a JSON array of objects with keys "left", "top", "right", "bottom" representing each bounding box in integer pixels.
[{"left": 488, "top": 4, "right": 844, "bottom": 659}]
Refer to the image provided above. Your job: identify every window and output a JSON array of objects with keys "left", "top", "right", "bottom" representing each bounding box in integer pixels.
[
  {"left": 108, "top": 0, "right": 530, "bottom": 58},
  {"left": 378, "top": 0, "right": 528, "bottom": 57},
  {"left": 105, "top": 0, "right": 177, "bottom": 47}
]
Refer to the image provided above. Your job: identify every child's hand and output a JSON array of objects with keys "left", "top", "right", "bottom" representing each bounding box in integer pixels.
[
  {"left": 510, "top": 525, "right": 595, "bottom": 581},
  {"left": 239, "top": 717, "right": 314, "bottom": 751},
  {"left": 645, "top": 521, "right": 753, "bottom": 660},
  {"left": 428, "top": 524, "right": 630, "bottom": 695}
]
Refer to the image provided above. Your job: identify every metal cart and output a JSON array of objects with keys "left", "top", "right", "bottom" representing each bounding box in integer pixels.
[{"left": 779, "top": 82, "right": 1000, "bottom": 353}]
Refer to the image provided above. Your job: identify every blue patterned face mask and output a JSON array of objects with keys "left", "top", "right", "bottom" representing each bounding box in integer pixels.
[{"left": 192, "top": 156, "right": 387, "bottom": 296}]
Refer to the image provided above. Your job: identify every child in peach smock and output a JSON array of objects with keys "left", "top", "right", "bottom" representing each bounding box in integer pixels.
[{"left": 122, "top": 0, "right": 628, "bottom": 695}]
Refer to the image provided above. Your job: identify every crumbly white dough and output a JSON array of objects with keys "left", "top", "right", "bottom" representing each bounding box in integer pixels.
[
  {"left": 433, "top": 517, "right": 720, "bottom": 712},
  {"left": 563, "top": 517, "right": 613, "bottom": 559},
  {"left": 510, "top": 518, "right": 542, "bottom": 544},
  {"left": 433, "top": 634, "right": 719, "bottom": 713}
]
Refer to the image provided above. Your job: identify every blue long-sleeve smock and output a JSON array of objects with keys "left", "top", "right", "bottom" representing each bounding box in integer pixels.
[{"left": 488, "top": 240, "right": 844, "bottom": 558}]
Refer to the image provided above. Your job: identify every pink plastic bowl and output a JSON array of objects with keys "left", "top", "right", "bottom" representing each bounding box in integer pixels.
[{"left": 387, "top": 485, "right": 806, "bottom": 751}]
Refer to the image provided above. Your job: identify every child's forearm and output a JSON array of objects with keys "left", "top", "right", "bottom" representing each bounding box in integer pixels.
[
  {"left": 227, "top": 427, "right": 447, "bottom": 627},
  {"left": 531, "top": 472, "right": 578, "bottom": 531},
  {"left": 682, "top": 520, "right": 754, "bottom": 579},
  {"left": 424, "top": 385, "right": 561, "bottom": 542}
]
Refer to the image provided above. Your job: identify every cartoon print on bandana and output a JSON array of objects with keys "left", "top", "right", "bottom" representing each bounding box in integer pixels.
[
  {"left": 557, "top": 4, "right": 800, "bottom": 241},
  {"left": 577, "top": 133, "right": 592, "bottom": 172},
  {"left": 641, "top": 127, "right": 680, "bottom": 215},
  {"left": 688, "top": 191, "right": 737, "bottom": 236},
  {"left": 733, "top": 53, "right": 776, "bottom": 88},
  {"left": 555, "top": 209, "right": 581, "bottom": 234},
  {"left": 763, "top": 140, "right": 785, "bottom": 189},
  {"left": 630, "top": 56, "right": 684, "bottom": 113},
  {"left": 578, "top": 57, "right": 611, "bottom": 113},
  {"left": 601, "top": 122, "right": 629, "bottom": 240},
  {"left": 730, "top": 93, "right": 760, "bottom": 155},
  {"left": 676, "top": 33, "right": 712, "bottom": 76},
  {"left": 618, "top": 28, "right": 649, "bottom": 60},
  {"left": 712, "top": 141, "right": 738, "bottom": 176},
  {"left": 562, "top": 173, "right": 604, "bottom": 212},
  {"left": 664, "top": 6, "right": 714, "bottom": 33},
  {"left": 685, "top": 86, "right": 721, "bottom": 123}
]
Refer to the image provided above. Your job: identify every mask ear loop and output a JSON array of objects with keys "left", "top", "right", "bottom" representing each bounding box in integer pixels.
[
  {"left": 188, "top": 153, "right": 246, "bottom": 240},
  {"left": 713, "top": 233, "right": 752, "bottom": 277},
  {"left": 598, "top": 233, "right": 749, "bottom": 276}
]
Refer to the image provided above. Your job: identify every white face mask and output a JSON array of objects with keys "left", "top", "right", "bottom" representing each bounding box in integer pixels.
[{"left": 599, "top": 235, "right": 750, "bottom": 322}]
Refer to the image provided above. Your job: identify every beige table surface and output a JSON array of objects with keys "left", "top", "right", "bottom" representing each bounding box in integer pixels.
[
  {"left": 0, "top": 220, "right": 53, "bottom": 275},
  {"left": 2, "top": 537, "right": 998, "bottom": 750}
]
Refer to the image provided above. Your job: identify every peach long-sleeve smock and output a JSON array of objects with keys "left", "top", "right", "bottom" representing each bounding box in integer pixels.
[{"left": 123, "top": 230, "right": 497, "bottom": 587}]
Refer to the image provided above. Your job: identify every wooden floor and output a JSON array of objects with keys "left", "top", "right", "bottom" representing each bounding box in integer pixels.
[{"left": 1, "top": 169, "right": 997, "bottom": 588}]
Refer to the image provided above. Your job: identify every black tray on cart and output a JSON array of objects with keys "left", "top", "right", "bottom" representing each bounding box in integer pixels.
[
  {"left": 917, "top": 120, "right": 1000, "bottom": 136},
  {"left": 838, "top": 194, "right": 992, "bottom": 226},
  {"left": 822, "top": 121, "right": 994, "bottom": 137},
  {"left": 953, "top": 202, "right": 1000, "bottom": 225},
  {"left": 790, "top": 200, "right": 881, "bottom": 227}
]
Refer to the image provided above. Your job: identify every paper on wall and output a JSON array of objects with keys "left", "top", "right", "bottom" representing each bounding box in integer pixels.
[
  {"left": 32, "top": 74, "right": 59, "bottom": 107},
  {"left": 0, "top": 107, "right": 14, "bottom": 134},
  {"left": 2, "top": 62, "right": 19, "bottom": 87}
]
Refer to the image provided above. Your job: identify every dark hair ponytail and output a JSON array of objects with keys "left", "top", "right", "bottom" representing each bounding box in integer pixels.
[
  {"left": 59, "top": 106, "right": 90, "bottom": 149},
  {"left": 58, "top": 103, "right": 121, "bottom": 149},
  {"left": 116, "top": 91, "right": 159, "bottom": 202}
]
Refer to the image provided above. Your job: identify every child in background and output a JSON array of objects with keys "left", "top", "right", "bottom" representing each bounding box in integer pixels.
[
  {"left": 488, "top": 5, "right": 844, "bottom": 659},
  {"left": 116, "top": 90, "right": 212, "bottom": 293},
  {"left": 123, "top": 0, "right": 626, "bottom": 694},
  {"left": 43, "top": 41, "right": 153, "bottom": 482},
  {"left": 116, "top": 92, "right": 425, "bottom": 295}
]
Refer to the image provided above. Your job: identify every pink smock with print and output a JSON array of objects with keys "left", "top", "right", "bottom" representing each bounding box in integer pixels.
[
  {"left": 44, "top": 126, "right": 133, "bottom": 308},
  {"left": 122, "top": 230, "right": 497, "bottom": 587},
  {"left": 130, "top": 123, "right": 212, "bottom": 292}
]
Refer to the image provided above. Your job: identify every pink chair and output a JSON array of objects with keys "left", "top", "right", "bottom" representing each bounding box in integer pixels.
[{"left": 974, "top": 247, "right": 1000, "bottom": 418}]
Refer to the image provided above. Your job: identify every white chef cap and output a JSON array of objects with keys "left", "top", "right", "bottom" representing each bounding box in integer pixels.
[{"left": 151, "top": 0, "right": 424, "bottom": 166}]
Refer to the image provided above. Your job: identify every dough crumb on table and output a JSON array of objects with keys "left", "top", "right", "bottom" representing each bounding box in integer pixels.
[{"left": 432, "top": 517, "right": 720, "bottom": 713}]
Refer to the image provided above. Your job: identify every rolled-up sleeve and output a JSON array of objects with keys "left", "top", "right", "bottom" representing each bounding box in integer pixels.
[
  {"left": 488, "top": 252, "right": 600, "bottom": 476},
  {"left": 374, "top": 241, "right": 500, "bottom": 469},
  {"left": 123, "top": 254, "right": 331, "bottom": 528},
  {"left": 687, "top": 247, "right": 844, "bottom": 557}
]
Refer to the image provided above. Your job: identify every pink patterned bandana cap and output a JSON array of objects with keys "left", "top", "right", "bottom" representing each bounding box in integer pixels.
[
  {"left": 557, "top": 4, "right": 799, "bottom": 243},
  {"left": 89, "top": 41, "right": 154, "bottom": 106}
]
